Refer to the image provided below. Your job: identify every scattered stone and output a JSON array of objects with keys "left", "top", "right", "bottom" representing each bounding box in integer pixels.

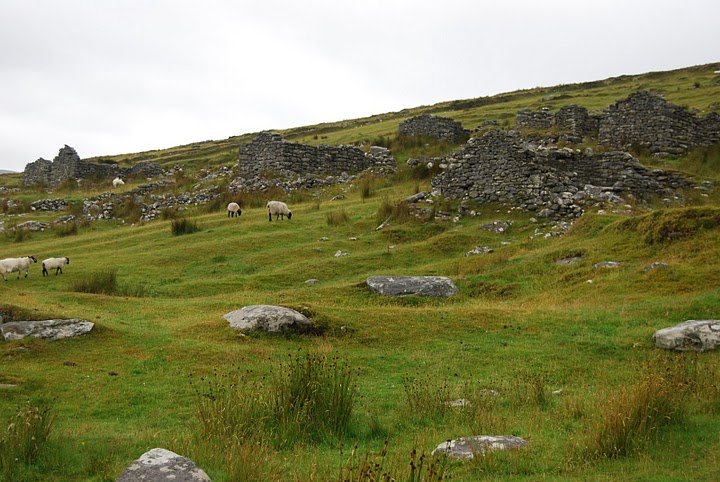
[
  {"left": 465, "top": 246, "right": 494, "bottom": 257},
  {"left": 478, "top": 389, "right": 500, "bottom": 397},
  {"left": 334, "top": 250, "right": 349, "bottom": 257},
  {"left": 593, "top": 261, "right": 621, "bottom": 269},
  {"left": 63, "top": 360, "right": 77, "bottom": 367},
  {"left": 305, "top": 279, "right": 319, "bottom": 286},
  {"left": 552, "top": 389, "right": 563, "bottom": 396},
  {"left": 405, "top": 191, "right": 430, "bottom": 203},
  {"left": 480, "top": 220, "right": 512, "bottom": 233},
  {"left": 446, "top": 398, "right": 472, "bottom": 408},
  {"left": 644, "top": 261, "right": 669, "bottom": 272},
  {"left": 14, "top": 220, "right": 49, "bottom": 232},
  {"left": 223, "top": 305, "right": 312, "bottom": 333},
  {"left": 1, "top": 319, "right": 94, "bottom": 341},
  {"left": 556, "top": 255, "right": 582, "bottom": 265},
  {"left": 117, "top": 448, "right": 211, "bottom": 482},
  {"left": 348, "top": 236, "right": 358, "bottom": 241},
  {"left": 432, "top": 435, "right": 528, "bottom": 459},
  {"left": 366, "top": 276, "right": 458, "bottom": 297},
  {"left": 319, "top": 236, "right": 329, "bottom": 241},
  {"left": 653, "top": 320, "right": 720, "bottom": 352},
  {"left": 30, "top": 198, "right": 68, "bottom": 211}
]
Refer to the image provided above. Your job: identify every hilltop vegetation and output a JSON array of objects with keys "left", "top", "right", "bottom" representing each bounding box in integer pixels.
[{"left": 0, "top": 63, "right": 719, "bottom": 481}]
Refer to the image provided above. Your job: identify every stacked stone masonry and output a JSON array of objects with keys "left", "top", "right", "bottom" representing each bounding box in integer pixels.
[
  {"left": 431, "top": 129, "right": 692, "bottom": 218},
  {"left": 237, "top": 132, "right": 396, "bottom": 177},
  {"left": 398, "top": 114, "right": 470, "bottom": 142},
  {"left": 23, "top": 145, "right": 161, "bottom": 186},
  {"left": 516, "top": 105, "right": 600, "bottom": 142}
]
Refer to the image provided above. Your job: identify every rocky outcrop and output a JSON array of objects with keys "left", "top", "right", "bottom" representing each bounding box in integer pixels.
[
  {"left": 1, "top": 319, "right": 94, "bottom": 341},
  {"left": 117, "top": 448, "right": 211, "bottom": 482},
  {"left": 398, "top": 114, "right": 469, "bottom": 142},
  {"left": 599, "top": 91, "right": 720, "bottom": 156},
  {"left": 432, "top": 435, "right": 528, "bottom": 459},
  {"left": 223, "top": 305, "right": 312, "bottom": 333},
  {"left": 653, "top": 320, "right": 720, "bottom": 352},
  {"left": 366, "top": 276, "right": 458, "bottom": 297}
]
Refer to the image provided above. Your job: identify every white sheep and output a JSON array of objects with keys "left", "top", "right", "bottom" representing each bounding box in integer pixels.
[
  {"left": 112, "top": 177, "right": 125, "bottom": 188},
  {"left": 42, "top": 257, "right": 70, "bottom": 276},
  {"left": 266, "top": 201, "right": 292, "bottom": 221},
  {"left": 227, "top": 202, "right": 242, "bottom": 218},
  {"left": 0, "top": 256, "right": 37, "bottom": 281}
]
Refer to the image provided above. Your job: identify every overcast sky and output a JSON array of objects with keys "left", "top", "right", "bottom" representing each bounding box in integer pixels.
[{"left": 1, "top": 0, "right": 718, "bottom": 172}]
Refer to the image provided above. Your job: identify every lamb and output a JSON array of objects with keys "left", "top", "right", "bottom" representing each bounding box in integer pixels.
[
  {"left": 267, "top": 201, "right": 292, "bottom": 221},
  {"left": 112, "top": 177, "right": 125, "bottom": 188},
  {"left": 227, "top": 202, "right": 242, "bottom": 218},
  {"left": 42, "top": 257, "right": 70, "bottom": 276},
  {"left": 0, "top": 256, "right": 37, "bottom": 281}
]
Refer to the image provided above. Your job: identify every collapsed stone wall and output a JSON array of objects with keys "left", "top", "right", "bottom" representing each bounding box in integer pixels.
[
  {"left": 23, "top": 145, "right": 162, "bottom": 186},
  {"left": 237, "top": 132, "right": 396, "bottom": 178},
  {"left": 516, "top": 105, "right": 600, "bottom": 142},
  {"left": 398, "top": 114, "right": 469, "bottom": 142},
  {"left": 431, "top": 129, "right": 692, "bottom": 218},
  {"left": 598, "top": 91, "right": 720, "bottom": 155}
]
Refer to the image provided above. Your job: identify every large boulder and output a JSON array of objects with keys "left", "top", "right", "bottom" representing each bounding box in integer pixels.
[
  {"left": 117, "top": 448, "right": 211, "bottom": 482},
  {"left": 1, "top": 319, "right": 94, "bottom": 341},
  {"left": 653, "top": 320, "right": 720, "bottom": 352},
  {"left": 223, "top": 305, "right": 312, "bottom": 333},
  {"left": 366, "top": 276, "right": 458, "bottom": 297},
  {"left": 432, "top": 435, "right": 528, "bottom": 459}
]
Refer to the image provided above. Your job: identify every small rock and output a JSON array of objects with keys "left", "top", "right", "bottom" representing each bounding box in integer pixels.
[
  {"left": 334, "top": 250, "right": 349, "bottom": 257},
  {"left": 348, "top": 236, "right": 358, "bottom": 241},
  {"left": 63, "top": 361, "right": 77, "bottom": 367},
  {"left": 644, "top": 261, "right": 668, "bottom": 272},
  {"left": 305, "top": 279, "right": 319, "bottom": 286},
  {"left": 465, "top": 246, "right": 493, "bottom": 257},
  {"left": 593, "top": 261, "right": 621, "bottom": 269},
  {"left": 446, "top": 398, "right": 472, "bottom": 408},
  {"left": 556, "top": 255, "right": 582, "bottom": 265},
  {"left": 319, "top": 236, "right": 329, "bottom": 241},
  {"left": 109, "top": 371, "right": 119, "bottom": 377},
  {"left": 653, "top": 320, "right": 720, "bottom": 352},
  {"left": 432, "top": 435, "right": 528, "bottom": 459},
  {"left": 117, "top": 448, "right": 211, "bottom": 482}
]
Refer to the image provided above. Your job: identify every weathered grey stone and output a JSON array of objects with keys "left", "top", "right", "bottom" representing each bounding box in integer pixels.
[
  {"left": 399, "top": 114, "right": 469, "bottom": 142},
  {"left": 593, "top": 261, "right": 621, "bottom": 269},
  {"left": 1, "top": 319, "right": 94, "bottom": 341},
  {"left": 432, "top": 435, "right": 528, "bottom": 459},
  {"left": 480, "top": 220, "right": 512, "bottom": 233},
  {"left": 305, "top": 279, "right": 319, "bottom": 285},
  {"left": 223, "top": 305, "right": 312, "bottom": 333},
  {"left": 465, "top": 246, "right": 493, "bottom": 257},
  {"left": 117, "top": 448, "right": 211, "bottom": 482},
  {"left": 653, "top": 320, "right": 720, "bottom": 352},
  {"left": 644, "top": 261, "right": 669, "bottom": 272},
  {"left": 445, "top": 398, "right": 472, "bottom": 408},
  {"left": 556, "top": 255, "right": 582, "bottom": 265},
  {"left": 366, "top": 276, "right": 458, "bottom": 297}
]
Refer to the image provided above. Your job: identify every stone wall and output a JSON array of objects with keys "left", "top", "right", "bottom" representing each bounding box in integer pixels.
[
  {"left": 237, "top": 132, "right": 396, "bottom": 177},
  {"left": 398, "top": 114, "right": 469, "bottom": 142},
  {"left": 23, "top": 145, "right": 161, "bottom": 186},
  {"left": 431, "top": 129, "right": 692, "bottom": 218},
  {"left": 598, "top": 91, "right": 720, "bottom": 155},
  {"left": 516, "top": 105, "right": 599, "bottom": 142}
]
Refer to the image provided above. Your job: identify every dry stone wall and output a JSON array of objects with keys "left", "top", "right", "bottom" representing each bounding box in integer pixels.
[
  {"left": 516, "top": 105, "right": 600, "bottom": 142},
  {"left": 237, "top": 132, "right": 396, "bottom": 177},
  {"left": 398, "top": 114, "right": 469, "bottom": 142}
]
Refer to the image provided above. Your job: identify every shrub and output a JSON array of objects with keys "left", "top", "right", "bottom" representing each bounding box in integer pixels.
[
  {"left": 0, "top": 405, "right": 55, "bottom": 477},
  {"left": 327, "top": 209, "right": 350, "bottom": 226},
  {"left": 171, "top": 218, "right": 200, "bottom": 236}
]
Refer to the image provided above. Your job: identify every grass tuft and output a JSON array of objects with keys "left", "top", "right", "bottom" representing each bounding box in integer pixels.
[
  {"left": 171, "top": 218, "right": 200, "bottom": 236},
  {"left": 0, "top": 405, "right": 55, "bottom": 477},
  {"left": 327, "top": 209, "right": 350, "bottom": 226}
]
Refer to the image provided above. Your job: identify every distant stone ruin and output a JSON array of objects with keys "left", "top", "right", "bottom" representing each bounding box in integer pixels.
[
  {"left": 431, "top": 129, "right": 692, "bottom": 219},
  {"left": 237, "top": 132, "right": 396, "bottom": 178},
  {"left": 23, "top": 145, "right": 162, "bottom": 187},
  {"left": 398, "top": 114, "right": 469, "bottom": 142},
  {"left": 598, "top": 91, "right": 720, "bottom": 155}
]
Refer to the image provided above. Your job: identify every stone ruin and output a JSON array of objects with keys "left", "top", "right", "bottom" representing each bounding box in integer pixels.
[
  {"left": 237, "top": 132, "right": 396, "bottom": 178},
  {"left": 516, "top": 91, "right": 720, "bottom": 155},
  {"left": 598, "top": 90, "right": 720, "bottom": 156},
  {"left": 23, "top": 145, "right": 162, "bottom": 187},
  {"left": 431, "top": 129, "right": 692, "bottom": 219},
  {"left": 398, "top": 114, "right": 469, "bottom": 143}
]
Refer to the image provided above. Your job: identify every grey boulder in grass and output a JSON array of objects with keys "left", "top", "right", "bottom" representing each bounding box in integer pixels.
[
  {"left": 366, "top": 276, "right": 458, "bottom": 297},
  {"left": 117, "top": 448, "right": 211, "bottom": 481},
  {"left": 1, "top": 319, "right": 94, "bottom": 341},
  {"left": 223, "top": 305, "right": 312, "bottom": 333},
  {"left": 432, "top": 435, "right": 528, "bottom": 459},
  {"left": 653, "top": 320, "right": 720, "bottom": 352}
]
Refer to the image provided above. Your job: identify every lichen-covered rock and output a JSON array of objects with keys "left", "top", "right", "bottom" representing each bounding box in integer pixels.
[
  {"left": 223, "top": 305, "right": 312, "bottom": 333},
  {"left": 1, "top": 319, "right": 94, "bottom": 341},
  {"left": 432, "top": 435, "right": 528, "bottom": 459},
  {"left": 653, "top": 320, "right": 720, "bottom": 352},
  {"left": 117, "top": 448, "right": 211, "bottom": 482},
  {"left": 366, "top": 276, "right": 458, "bottom": 297},
  {"left": 593, "top": 261, "right": 621, "bottom": 269}
]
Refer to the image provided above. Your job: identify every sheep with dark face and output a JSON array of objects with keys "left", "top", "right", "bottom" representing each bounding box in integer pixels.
[
  {"left": 227, "top": 202, "right": 242, "bottom": 218},
  {"left": 42, "top": 257, "right": 70, "bottom": 276},
  {"left": 0, "top": 256, "right": 37, "bottom": 281},
  {"left": 267, "top": 201, "right": 292, "bottom": 221}
]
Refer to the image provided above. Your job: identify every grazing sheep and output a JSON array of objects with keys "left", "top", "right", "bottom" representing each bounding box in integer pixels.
[
  {"left": 112, "top": 177, "right": 125, "bottom": 188},
  {"left": 227, "top": 202, "right": 242, "bottom": 218},
  {"left": 42, "top": 257, "right": 70, "bottom": 276},
  {"left": 0, "top": 256, "right": 37, "bottom": 281},
  {"left": 267, "top": 201, "right": 292, "bottom": 221}
]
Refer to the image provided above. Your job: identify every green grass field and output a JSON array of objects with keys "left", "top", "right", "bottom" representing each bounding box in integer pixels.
[{"left": 1, "top": 63, "right": 720, "bottom": 481}]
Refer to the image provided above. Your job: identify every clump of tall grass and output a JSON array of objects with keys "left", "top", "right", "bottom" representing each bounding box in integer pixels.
[
  {"left": 577, "top": 355, "right": 692, "bottom": 459},
  {"left": 171, "top": 218, "right": 200, "bottom": 236},
  {"left": 0, "top": 405, "right": 55, "bottom": 477},
  {"left": 327, "top": 209, "right": 350, "bottom": 226},
  {"left": 510, "top": 372, "right": 552, "bottom": 410},
  {"left": 53, "top": 222, "right": 79, "bottom": 237},
  {"left": 194, "top": 354, "right": 357, "bottom": 450},
  {"left": 71, "top": 268, "right": 145, "bottom": 297},
  {"left": 338, "top": 442, "right": 448, "bottom": 481},
  {"left": 376, "top": 197, "right": 413, "bottom": 224},
  {"left": 401, "top": 375, "right": 451, "bottom": 422}
]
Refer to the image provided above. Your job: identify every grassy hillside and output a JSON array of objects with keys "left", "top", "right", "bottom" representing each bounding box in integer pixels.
[{"left": 1, "top": 63, "right": 720, "bottom": 481}]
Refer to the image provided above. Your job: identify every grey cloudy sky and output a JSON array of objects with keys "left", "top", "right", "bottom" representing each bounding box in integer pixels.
[{"left": 1, "top": 0, "right": 718, "bottom": 171}]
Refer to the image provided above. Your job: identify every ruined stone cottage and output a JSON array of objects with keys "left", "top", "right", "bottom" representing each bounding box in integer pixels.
[{"left": 398, "top": 114, "right": 469, "bottom": 143}]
